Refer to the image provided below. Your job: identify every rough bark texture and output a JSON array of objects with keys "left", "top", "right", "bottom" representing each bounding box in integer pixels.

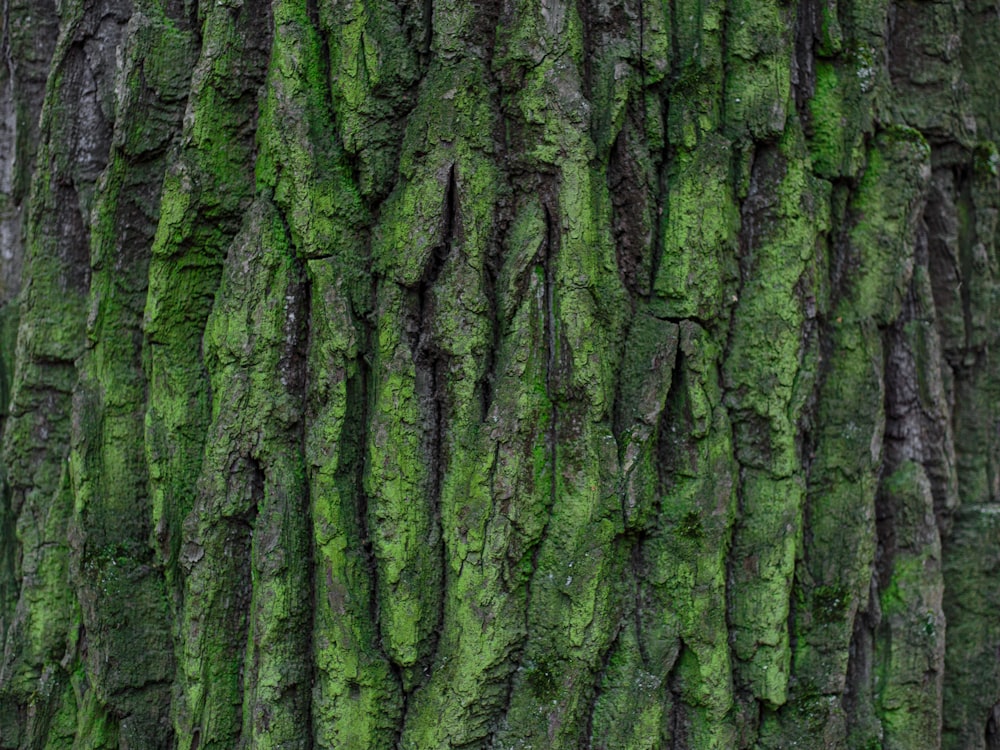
[{"left": 0, "top": 0, "right": 999, "bottom": 748}]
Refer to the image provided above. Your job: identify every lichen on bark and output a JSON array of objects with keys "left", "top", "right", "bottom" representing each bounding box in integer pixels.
[{"left": 1, "top": 0, "right": 999, "bottom": 748}]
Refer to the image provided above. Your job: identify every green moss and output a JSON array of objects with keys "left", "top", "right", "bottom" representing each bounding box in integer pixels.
[
  {"left": 526, "top": 658, "right": 560, "bottom": 700},
  {"left": 724, "top": 127, "right": 827, "bottom": 708},
  {"left": 173, "top": 197, "right": 315, "bottom": 749},
  {"left": 255, "top": 0, "right": 368, "bottom": 263},
  {"left": 636, "top": 323, "right": 738, "bottom": 747},
  {"left": 652, "top": 135, "right": 740, "bottom": 319},
  {"left": 808, "top": 60, "right": 849, "bottom": 177},
  {"left": 676, "top": 511, "right": 704, "bottom": 539},
  {"left": 143, "top": 1, "right": 265, "bottom": 609},
  {"left": 724, "top": 0, "right": 793, "bottom": 140},
  {"left": 588, "top": 627, "right": 664, "bottom": 750},
  {"left": 322, "top": 0, "right": 421, "bottom": 198},
  {"left": 0, "top": 303, "right": 18, "bottom": 416},
  {"left": 306, "top": 257, "right": 403, "bottom": 748},
  {"left": 843, "top": 129, "right": 930, "bottom": 325},
  {"left": 812, "top": 584, "right": 850, "bottom": 623},
  {"left": 973, "top": 141, "right": 1000, "bottom": 177}
]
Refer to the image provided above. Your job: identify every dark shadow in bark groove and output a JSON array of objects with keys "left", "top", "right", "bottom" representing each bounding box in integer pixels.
[
  {"left": 656, "top": 346, "right": 690, "bottom": 499},
  {"left": 987, "top": 702, "right": 1000, "bottom": 750},
  {"left": 543, "top": 199, "right": 558, "bottom": 528},
  {"left": 841, "top": 585, "right": 878, "bottom": 738},
  {"left": 397, "top": 163, "right": 457, "bottom": 701},
  {"left": 793, "top": 0, "right": 819, "bottom": 117},
  {"left": 608, "top": 124, "right": 652, "bottom": 303}
]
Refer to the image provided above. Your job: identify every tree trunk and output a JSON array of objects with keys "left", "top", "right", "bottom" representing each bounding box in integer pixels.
[{"left": 1, "top": 0, "right": 998, "bottom": 747}]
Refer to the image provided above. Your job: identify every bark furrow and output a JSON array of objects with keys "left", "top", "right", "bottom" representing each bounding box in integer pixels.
[{"left": 0, "top": 0, "right": 998, "bottom": 748}]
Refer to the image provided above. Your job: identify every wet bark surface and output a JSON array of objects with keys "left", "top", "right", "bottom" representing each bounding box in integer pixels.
[{"left": 1, "top": 0, "right": 999, "bottom": 748}]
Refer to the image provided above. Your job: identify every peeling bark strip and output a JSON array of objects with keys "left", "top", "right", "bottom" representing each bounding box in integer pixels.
[{"left": 0, "top": 0, "right": 999, "bottom": 747}]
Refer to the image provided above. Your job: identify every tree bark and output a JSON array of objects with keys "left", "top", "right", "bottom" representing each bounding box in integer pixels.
[{"left": 1, "top": 0, "right": 999, "bottom": 747}]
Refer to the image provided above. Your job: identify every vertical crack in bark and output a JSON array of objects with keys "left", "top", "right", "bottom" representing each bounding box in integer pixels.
[
  {"left": 955, "top": 166, "right": 977, "bottom": 356},
  {"left": 584, "top": 616, "right": 624, "bottom": 748},
  {"left": 229, "top": 454, "right": 264, "bottom": 747},
  {"left": 517, "top": 199, "right": 560, "bottom": 708},
  {"left": 1, "top": 0, "right": 12, "bottom": 83},
  {"left": 424, "top": 164, "right": 458, "bottom": 689},
  {"left": 421, "top": 0, "right": 433, "bottom": 67},
  {"left": 648, "top": 141, "right": 667, "bottom": 301},
  {"left": 480, "top": 224, "right": 500, "bottom": 424},
  {"left": 296, "top": 271, "right": 316, "bottom": 750},
  {"left": 666, "top": 650, "right": 684, "bottom": 749},
  {"left": 305, "top": 0, "right": 333, "bottom": 114},
  {"left": 792, "top": 0, "right": 818, "bottom": 119},
  {"left": 638, "top": 0, "right": 646, "bottom": 131},
  {"left": 716, "top": 0, "right": 730, "bottom": 126},
  {"left": 575, "top": 0, "right": 593, "bottom": 99},
  {"left": 353, "top": 327, "right": 395, "bottom": 683},
  {"left": 543, "top": 202, "right": 558, "bottom": 532},
  {"left": 654, "top": 344, "right": 684, "bottom": 503},
  {"left": 648, "top": 0, "right": 675, "bottom": 302},
  {"left": 396, "top": 164, "right": 456, "bottom": 712}
]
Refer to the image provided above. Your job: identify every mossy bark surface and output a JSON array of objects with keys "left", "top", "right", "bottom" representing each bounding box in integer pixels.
[{"left": 1, "top": 0, "right": 999, "bottom": 748}]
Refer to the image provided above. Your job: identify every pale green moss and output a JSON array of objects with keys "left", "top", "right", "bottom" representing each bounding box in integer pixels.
[
  {"left": 725, "top": 127, "right": 826, "bottom": 708},
  {"left": 875, "top": 463, "right": 944, "bottom": 750},
  {"left": 724, "top": 0, "right": 793, "bottom": 140},
  {"left": 255, "top": 0, "right": 367, "bottom": 262},
  {"left": 652, "top": 135, "right": 740, "bottom": 319},
  {"left": 641, "top": 322, "right": 738, "bottom": 749}
]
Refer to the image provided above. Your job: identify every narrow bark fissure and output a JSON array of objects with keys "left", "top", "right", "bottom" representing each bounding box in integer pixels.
[
  {"left": 648, "top": 130, "right": 668, "bottom": 301},
  {"left": 584, "top": 617, "right": 624, "bottom": 749},
  {"left": 667, "top": 0, "right": 679, "bottom": 80},
  {"left": 292, "top": 264, "right": 316, "bottom": 748},
  {"left": 575, "top": 0, "right": 593, "bottom": 99},
  {"left": 792, "top": 0, "right": 818, "bottom": 118},
  {"left": 543, "top": 202, "right": 558, "bottom": 524},
  {"left": 725, "top": 462, "right": 747, "bottom": 638},
  {"left": 654, "top": 346, "right": 686, "bottom": 500},
  {"left": 420, "top": 0, "right": 433, "bottom": 66},
  {"left": 397, "top": 164, "right": 457, "bottom": 701},
  {"left": 277, "top": 219, "right": 312, "bottom": 401},
  {"left": 826, "top": 180, "right": 857, "bottom": 310},
  {"left": 225, "top": 456, "right": 264, "bottom": 748},
  {"left": 350, "top": 341, "right": 397, "bottom": 689},
  {"left": 638, "top": 0, "right": 646, "bottom": 131},
  {"left": 840, "top": 590, "right": 878, "bottom": 735},
  {"left": 1, "top": 0, "right": 13, "bottom": 90},
  {"left": 480, "top": 234, "right": 500, "bottom": 424},
  {"left": 608, "top": 130, "right": 641, "bottom": 303},
  {"left": 304, "top": 0, "right": 333, "bottom": 117},
  {"left": 515, "top": 200, "right": 560, "bottom": 710},
  {"left": 717, "top": 1, "right": 730, "bottom": 128},
  {"left": 955, "top": 166, "right": 977, "bottom": 355},
  {"left": 987, "top": 703, "right": 1000, "bottom": 750},
  {"left": 666, "top": 651, "right": 685, "bottom": 750}
]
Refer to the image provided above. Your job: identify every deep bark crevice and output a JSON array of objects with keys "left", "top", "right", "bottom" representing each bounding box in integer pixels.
[
  {"left": 400, "top": 163, "right": 457, "bottom": 693},
  {"left": 792, "top": 0, "right": 818, "bottom": 118},
  {"left": 2, "top": 0, "right": 999, "bottom": 744},
  {"left": 542, "top": 201, "right": 558, "bottom": 521}
]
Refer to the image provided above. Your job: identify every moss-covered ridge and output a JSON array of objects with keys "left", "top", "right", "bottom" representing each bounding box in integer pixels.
[{"left": 0, "top": 0, "right": 997, "bottom": 748}]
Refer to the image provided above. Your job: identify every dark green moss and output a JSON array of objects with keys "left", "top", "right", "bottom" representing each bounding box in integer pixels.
[
  {"left": 812, "top": 584, "right": 850, "bottom": 624},
  {"left": 676, "top": 510, "right": 704, "bottom": 539},
  {"left": 526, "top": 658, "right": 560, "bottom": 701}
]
